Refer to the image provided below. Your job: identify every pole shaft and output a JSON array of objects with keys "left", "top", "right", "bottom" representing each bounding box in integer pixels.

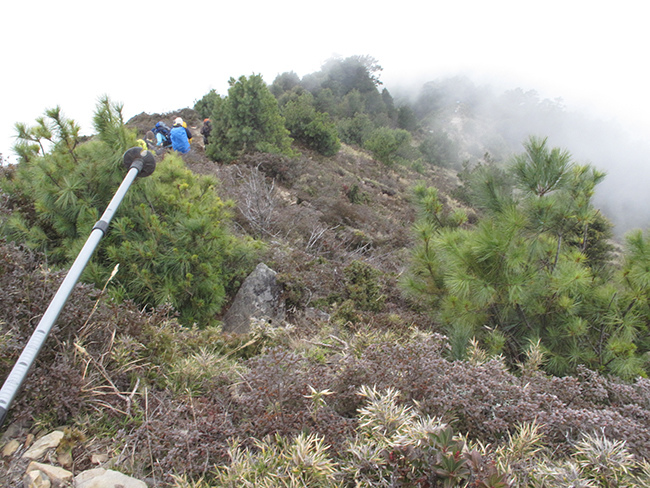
[{"left": 0, "top": 165, "right": 142, "bottom": 427}]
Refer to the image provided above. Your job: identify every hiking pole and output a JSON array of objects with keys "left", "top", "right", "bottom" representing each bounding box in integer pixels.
[{"left": 0, "top": 147, "right": 156, "bottom": 429}]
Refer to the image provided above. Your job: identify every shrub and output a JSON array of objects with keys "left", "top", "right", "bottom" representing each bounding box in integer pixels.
[
  {"left": 2, "top": 99, "right": 257, "bottom": 327},
  {"left": 342, "top": 260, "right": 385, "bottom": 312},
  {"left": 419, "top": 130, "right": 459, "bottom": 167},
  {"left": 282, "top": 93, "right": 341, "bottom": 156},
  {"left": 329, "top": 336, "right": 650, "bottom": 458},
  {"left": 0, "top": 238, "right": 164, "bottom": 427},
  {"left": 363, "top": 127, "right": 411, "bottom": 165},
  {"left": 269, "top": 71, "right": 301, "bottom": 98},
  {"left": 337, "top": 113, "right": 374, "bottom": 146},
  {"left": 193, "top": 89, "right": 222, "bottom": 119},
  {"left": 207, "top": 74, "right": 294, "bottom": 163},
  {"left": 214, "top": 433, "right": 340, "bottom": 488}
]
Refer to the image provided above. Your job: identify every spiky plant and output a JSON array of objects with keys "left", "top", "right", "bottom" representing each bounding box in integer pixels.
[
  {"left": 356, "top": 385, "right": 416, "bottom": 443},
  {"left": 342, "top": 385, "right": 510, "bottom": 487},
  {"left": 490, "top": 420, "right": 546, "bottom": 485},
  {"left": 517, "top": 338, "right": 547, "bottom": 374},
  {"left": 528, "top": 431, "right": 650, "bottom": 488},
  {"left": 164, "top": 346, "right": 245, "bottom": 397},
  {"left": 573, "top": 432, "right": 636, "bottom": 486},
  {"left": 530, "top": 461, "right": 597, "bottom": 488},
  {"left": 213, "top": 433, "right": 341, "bottom": 488}
]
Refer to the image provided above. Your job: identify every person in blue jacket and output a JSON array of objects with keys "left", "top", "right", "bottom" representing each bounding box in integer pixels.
[
  {"left": 151, "top": 121, "right": 172, "bottom": 147},
  {"left": 170, "top": 117, "right": 192, "bottom": 154}
]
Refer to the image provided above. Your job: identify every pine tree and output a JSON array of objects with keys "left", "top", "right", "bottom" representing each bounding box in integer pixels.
[
  {"left": 281, "top": 91, "right": 341, "bottom": 156},
  {"left": 404, "top": 137, "right": 643, "bottom": 377},
  {"left": 207, "top": 74, "right": 294, "bottom": 162},
  {"left": 2, "top": 97, "right": 257, "bottom": 327}
]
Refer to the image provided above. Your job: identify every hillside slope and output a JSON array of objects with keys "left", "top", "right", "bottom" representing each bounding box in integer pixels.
[{"left": 127, "top": 108, "right": 472, "bottom": 331}]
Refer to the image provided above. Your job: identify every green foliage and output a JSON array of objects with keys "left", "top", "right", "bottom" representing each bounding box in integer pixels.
[
  {"left": 363, "top": 127, "right": 411, "bottom": 166},
  {"left": 319, "top": 55, "right": 383, "bottom": 97},
  {"left": 343, "top": 260, "right": 385, "bottom": 312},
  {"left": 2, "top": 97, "right": 257, "bottom": 327},
  {"left": 511, "top": 136, "right": 572, "bottom": 197},
  {"left": 3, "top": 101, "right": 129, "bottom": 261},
  {"left": 337, "top": 113, "right": 374, "bottom": 146},
  {"left": 404, "top": 136, "right": 643, "bottom": 377},
  {"left": 313, "top": 87, "right": 337, "bottom": 114},
  {"left": 103, "top": 155, "right": 245, "bottom": 325},
  {"left": 206, "top": 74, "right": 294, "bottom": 163},
  {"left": 381, "top": 88, "right": 397, "bottom": 122},
  {"left": 337, "top": 89, "right": 366, "bottom": 118},
  {"left": 193, "top": 89, "right": 222, "bottom": 119},
  {"left": 277, "top": 55, "right": 397, "bottom": 137},
  {"left": 453, "top": 155, "right": 516, "bottom": 212},
  {"left": 397, "top": 105, "right": 418, "bottom": 132},
  {"left": 269, "top": 71, "right": 301, "bottom": 98},
  {"left": 400, "top": 184, "right": 467, "bottom": 315},
  {"left": 281, "top": 92, "right": 341, "bottom": 156},
  {"left": 13, "top": 107, "right": 81, "bottom": 164}
]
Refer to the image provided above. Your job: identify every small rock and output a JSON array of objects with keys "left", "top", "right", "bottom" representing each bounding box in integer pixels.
[
  {"left": 74, "top": 468, "right": 147, "bottom": 488},
  {"left": 57, "top": 450, "right": 73, "bottom": 468},
  {"left": 26, "top": 461, "right": 73, "bottom": 484},
  {"left": 23, "top": 469, "right": 51, "bottom": 488},
  {"left": 23, "top": 431, "right": 64, "bottom": 460},
  {"left": 2, "top": 438, "right": 21, "bottom": 457},
  {"left": 90, "top": 453, "right": 109, "bottom": 464},
  {"left": 1, "top": 421, "right": 24, "bottom": 444}
]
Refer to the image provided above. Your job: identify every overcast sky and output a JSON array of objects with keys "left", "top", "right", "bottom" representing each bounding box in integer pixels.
[{"left": 1, "top": 0, "right": 648, "bottom": 163}]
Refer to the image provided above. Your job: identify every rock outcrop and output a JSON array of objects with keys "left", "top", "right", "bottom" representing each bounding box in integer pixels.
[{"left": 222, "top": 263, "right": 285, "bottom": 334}]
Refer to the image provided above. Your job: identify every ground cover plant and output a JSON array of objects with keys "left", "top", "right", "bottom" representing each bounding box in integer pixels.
[{"left": 3, "top": 273, "right": 650, "bottom": 487}]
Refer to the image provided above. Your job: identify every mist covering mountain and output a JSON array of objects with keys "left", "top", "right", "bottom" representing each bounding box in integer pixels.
[{"left": 392, "top": 75, "right": 650, "bottom": 236}]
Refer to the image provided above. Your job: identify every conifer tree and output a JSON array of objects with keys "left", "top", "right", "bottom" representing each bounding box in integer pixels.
[
  {"left": 2, "top": 97, "right": 256, "bottom": 327},
  {"left": 193, "top": 89, "right": 222, "bottom": 119},
  {"left": 364, "top": 127, "right": 411, "bottom": 166},
  {"left": 206, "top": 74, "right": 294, "bottom": 162},
  {"left": 281, "top": 91, "right": 341, "bottom": 156},
  {"left": 404, "top": 136, "right": 644, "bottom": 377}
]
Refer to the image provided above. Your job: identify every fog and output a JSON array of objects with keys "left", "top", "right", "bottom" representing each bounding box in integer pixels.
[{"left": 385, "top": 73, "right": 650, "bottom": 237}]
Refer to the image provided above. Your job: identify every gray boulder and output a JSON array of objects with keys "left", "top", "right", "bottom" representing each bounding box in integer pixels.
[{"left": 222, "top": 263, "right": 285, "bottom": 334}]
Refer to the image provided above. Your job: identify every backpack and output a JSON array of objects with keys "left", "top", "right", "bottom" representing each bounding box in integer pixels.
[{"left": 152, "top": 122, "right": 171, "bottom": 146}]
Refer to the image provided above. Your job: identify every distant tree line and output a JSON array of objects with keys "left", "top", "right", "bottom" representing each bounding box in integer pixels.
[{"left": 195, "top": 55, "right": 459, "bottom": 168}]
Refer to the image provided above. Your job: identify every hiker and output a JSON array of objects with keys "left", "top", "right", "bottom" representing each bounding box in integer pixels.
[
  {"left": 145, "top": 130, "right": 157, "bottom": 150},
  {"left": 170, "top": 117, "right": 192, "bottom": 154},
  {"left": 136, "top": 138, "right": 149, "bottom": 152},
  {"left": 200, "top": 118, "right": 212, "bottom": 145},
  {"left": 151, "top": 121, "right": 172, "bottom": 147}
]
